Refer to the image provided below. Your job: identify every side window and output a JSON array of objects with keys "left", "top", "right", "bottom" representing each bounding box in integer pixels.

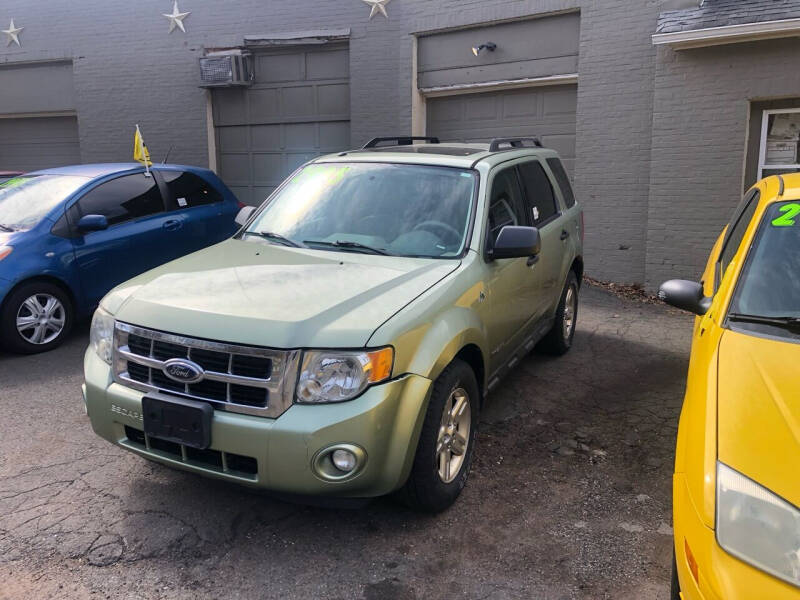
[
  {"left": 50, "top": 211, "right": 74, "bottom": 238},
  {"left": 718, "top": 190, "right": 760, "bottom": 283},
  {"left": 487, "top": 168, "right": 527, "bottom": 247},
  {"left": 76, "top": 175, "right": 164, "bottom": 226},
  {"left": 546, "top": 157, "right": 576, "bottom": 209},
  {"left": 161, "top": 171, "right": 222, "bottom": 210},
  {"left": 517, "top": 160, "right": 558, "bottom": 225}
]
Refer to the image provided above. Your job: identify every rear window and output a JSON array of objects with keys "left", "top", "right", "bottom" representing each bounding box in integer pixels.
[
  {"left": 518, "top": 161, "right": 558, "bottom": 225},
  {"left": 546, "top": 158, "right": 576, "bottom": 209},
  {"left": 162, "top": 171, "right": 222, "bottom": 209}
]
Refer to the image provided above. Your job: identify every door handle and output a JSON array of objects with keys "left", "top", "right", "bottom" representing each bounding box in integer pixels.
[
  {"left": 163, "top": 219, "right": 182, "bottom": 231},
  {"left": 560, "top": 230, "right": 570, "bottom": 241},
  {"left": 527, "top": 255, "right": 540, "bottom": 267}
]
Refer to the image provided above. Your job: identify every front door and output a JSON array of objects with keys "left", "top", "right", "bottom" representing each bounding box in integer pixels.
[
  {"left": 483, "top": 166, "right": 542, "bottom": 373},
  {"left": 68, "top": 173, "right": 170, "bottom": 307}
]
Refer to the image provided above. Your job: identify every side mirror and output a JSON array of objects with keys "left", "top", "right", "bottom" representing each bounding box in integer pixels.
[
  {"left": 491, "top": 226, "right": 541, "bottom": 260},
  {"left": 658, "top": 279, "right": 711, "bottom": 316},
  {"left": 77, "top": 214, "right": 109, "bottom": 233},
  {"left": 235, "top": 205, "right": 256, "bottom": 226}
]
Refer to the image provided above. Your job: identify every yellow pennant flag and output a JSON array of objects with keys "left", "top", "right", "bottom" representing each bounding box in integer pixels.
[{"left": 133, "top": 125, "right": 152, "bottom": 167}]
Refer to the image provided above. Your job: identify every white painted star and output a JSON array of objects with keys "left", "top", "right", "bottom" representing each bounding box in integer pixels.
[
  {"left": 362, "top": 0, "right": 391, "bottom": 20},
  {"left": 2, "top": 19, "right": 23, "bottom": 47},
  {"left": 163, "top": 1, "right": 190, "bottom": 33}
]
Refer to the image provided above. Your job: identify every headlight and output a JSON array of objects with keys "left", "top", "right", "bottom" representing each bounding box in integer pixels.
[
  {"left": 89, "top": 307, "right": 115, "bottom": 365},
  {"left": 716, "top": 462, "right": 800, "bottom": 587},
  {"left": 295, "top": 347, "right": 393, "bottom": 403},
  {"left": 0, "top": 246, "right": 12, "bottom": 261}
]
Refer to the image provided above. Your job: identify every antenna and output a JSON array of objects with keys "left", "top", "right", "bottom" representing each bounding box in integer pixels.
[{"left": 162, "top": 145, "right": 174, "bottom": 164}]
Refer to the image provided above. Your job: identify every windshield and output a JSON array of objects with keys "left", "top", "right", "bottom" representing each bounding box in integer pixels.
[
  {"left": 728, "top": 200, "right": 800, "bottom": 338},
  {"left": 243, "top": 162, "right": 477, "bottom": 258},
  {"left": 0, "top": 175, "right": 88, "bottom": 231}
]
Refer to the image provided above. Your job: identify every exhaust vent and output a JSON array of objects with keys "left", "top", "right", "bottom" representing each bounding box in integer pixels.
[{"left": 199, "top": 50, "right": 252, "bottom": 87}]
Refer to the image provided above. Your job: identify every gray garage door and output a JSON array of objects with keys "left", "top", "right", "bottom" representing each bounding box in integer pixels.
[
  {"left": 0, "top": 116, "right": 81, "bottom": 172},
  {"left": 213, "top": 44, "right": 351, "bottom": 206},
  {"left": 427, "top": 84, "right": 577, "bottom": 176}
]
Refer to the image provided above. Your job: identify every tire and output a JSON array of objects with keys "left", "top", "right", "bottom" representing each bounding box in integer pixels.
[
  {"left": 398, "top": 359, "right": 480, "bottom": 513},
  {"left": 670, "top": 550, "right": 681, "bottom": 600},
  {"left": 0, "top": 281, "right": 73, "bottom": 354},
  {"left": 537, "top": 270, "right": 579, "bottom": 356}
]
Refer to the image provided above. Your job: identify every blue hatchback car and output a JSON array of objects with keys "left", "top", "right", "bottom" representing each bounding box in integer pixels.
[{"left": 0, "top": 164, "right": 242, "bottom": 354}]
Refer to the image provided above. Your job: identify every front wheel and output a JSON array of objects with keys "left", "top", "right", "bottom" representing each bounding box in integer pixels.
[
  {"left": 537, "top": 270, "right": 579, "bottom": 356},
  {"left": 0, "top": 282, "right": 74, "bottom": 354},
  {"left": 670, "top": 550, "right": 681, "bottom": 600},
  {"left": 398, "top": 359, "right": 479, "bottom": 513}
]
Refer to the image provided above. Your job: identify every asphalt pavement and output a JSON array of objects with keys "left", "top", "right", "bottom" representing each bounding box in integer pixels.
[{"left": 0, "top": 284, "right": 692, "bottom": 599}]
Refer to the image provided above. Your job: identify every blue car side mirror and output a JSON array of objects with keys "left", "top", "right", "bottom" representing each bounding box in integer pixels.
[{"left": 77, "top": 214, "right": 109, "bottom": 233}]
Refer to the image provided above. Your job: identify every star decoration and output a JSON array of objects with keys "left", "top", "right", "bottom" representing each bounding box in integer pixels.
[
  {"left": 2, "top": 19, "right": 23, "bottom": 47},
  {"left": 163, "top": 1, "right": 190, "bottom": 33},
  {"left": 362, "top": 0, "right": 391, "bottom": 20}
]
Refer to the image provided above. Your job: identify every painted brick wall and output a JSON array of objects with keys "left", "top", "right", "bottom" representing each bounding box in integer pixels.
[
  {"left": 646, "top": 37, "right": 800, "bottom": 288},
  {"left": 0, "top": 0, "right": 664, "bottom": 285}
]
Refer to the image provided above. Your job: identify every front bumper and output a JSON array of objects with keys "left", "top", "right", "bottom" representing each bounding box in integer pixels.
[
  {"left": 84, "top": 349, "right": 433, "bottom": 497},
  {"left": 0, "top": 275, "right": 12, "bottom": 309},
  {"left": 673, "top": 473, "right": 800, "bottom": 600}
]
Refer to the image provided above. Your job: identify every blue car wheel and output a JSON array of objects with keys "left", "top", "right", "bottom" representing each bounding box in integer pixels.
[{"left": 1, "top": 281, "right": 74, "bottom": 354}]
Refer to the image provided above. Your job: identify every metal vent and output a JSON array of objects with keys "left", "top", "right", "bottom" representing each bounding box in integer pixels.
[{"left": 199, "top": 51, "right": 252, "bottom": 87}]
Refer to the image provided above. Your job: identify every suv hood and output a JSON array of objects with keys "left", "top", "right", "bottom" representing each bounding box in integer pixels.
[
  {"left": 717, "top": 328, "right": 800, "bottom": 507},
  {"left": 105, "top": 239, "right": 460, "bottom": 348}
]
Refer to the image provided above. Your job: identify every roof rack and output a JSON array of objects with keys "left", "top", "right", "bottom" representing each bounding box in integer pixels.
[
  {"left": 362, "top": 136, "right": 440, "bottom": 149},
  {"left": 488, "top": 137, "right": 543, "bottom": 152}
]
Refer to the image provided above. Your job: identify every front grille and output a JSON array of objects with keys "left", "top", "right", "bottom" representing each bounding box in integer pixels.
[
  {"left": 113, "top": 322, "right": 300, "bottom": 418},
  {"left": 123, "top": 426, "right": 258, "bottom": 478}
]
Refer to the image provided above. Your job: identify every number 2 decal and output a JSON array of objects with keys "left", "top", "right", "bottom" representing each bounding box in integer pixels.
[{"left": 772, "top": 203, "right": 800, "bottom": 227}]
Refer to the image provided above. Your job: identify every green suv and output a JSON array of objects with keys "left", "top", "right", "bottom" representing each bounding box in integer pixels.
[{"left": 84, "top": 136, "right": 583, "bottom": 512}]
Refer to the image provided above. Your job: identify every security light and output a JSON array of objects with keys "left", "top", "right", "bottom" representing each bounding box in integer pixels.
[{"left": 471, "top": 42, "right": 496, "bottom": 57}]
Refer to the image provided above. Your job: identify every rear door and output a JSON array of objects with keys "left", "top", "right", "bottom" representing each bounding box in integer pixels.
[
  {"left": 517, "top": 159, "right": 569, "bottom": 316},
  {"left": 69, "top": 173, "right": 171, "bottom": 306},
  {"left": 155, "top": 170, "right": 230, "bottom": 259}
]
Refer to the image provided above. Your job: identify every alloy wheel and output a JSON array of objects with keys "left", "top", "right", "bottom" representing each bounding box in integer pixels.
[
  {"left": 563, "top": 285, "right": 576, "bottom": 341},
  {"left": 16, "top": 293, "right": 66, "bottom": 345},
  {"left": 436, "top": 387, "right": 471, "bottom": 483}
]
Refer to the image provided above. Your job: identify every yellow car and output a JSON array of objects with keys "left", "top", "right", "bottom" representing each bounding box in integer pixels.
[{"left": 660, "top": 174, "right": 800, "bottom": 599}]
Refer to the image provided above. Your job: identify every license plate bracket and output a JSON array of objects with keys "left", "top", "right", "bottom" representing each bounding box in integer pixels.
[{"left": 142, "top": 395, "right": 212, "bottom": 449}]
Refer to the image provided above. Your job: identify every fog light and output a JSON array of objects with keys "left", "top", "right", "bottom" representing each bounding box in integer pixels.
[
  {"left": 332, "top": 449, "right": 357, "bottom": 472},
  {"left": 311, "top": 443, "right": 366, "bottom": 481}
]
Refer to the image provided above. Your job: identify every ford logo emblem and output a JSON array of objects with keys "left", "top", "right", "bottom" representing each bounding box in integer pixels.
[{"left": 162, "top": 358, "right": 205, "bottom": 384}]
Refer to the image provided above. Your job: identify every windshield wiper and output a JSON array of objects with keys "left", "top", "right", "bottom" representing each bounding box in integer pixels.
[
  {"left": 0, "top": 224, "right": 13, "bottom": 232},
  {"left": 728, "top": 312, "right": 800, "bottom": 331},
  {"left": 303, "top": 240, "right": 392, "bottom": 256},
  {"left": 244, "top": 231, "right": 306, "bottom": 248}
]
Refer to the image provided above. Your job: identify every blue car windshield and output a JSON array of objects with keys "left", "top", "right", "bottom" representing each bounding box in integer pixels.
[
  {"left": 0, "top": 175, "right": 88, "bottom": 231},
  {"left": 243, "top": 162, "right": 477, "bottom": 258}
]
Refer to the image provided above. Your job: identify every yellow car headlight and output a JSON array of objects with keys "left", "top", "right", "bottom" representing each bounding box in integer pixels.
[{"left": 716, "top": 462, "right": 800, "bottom": 587}]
